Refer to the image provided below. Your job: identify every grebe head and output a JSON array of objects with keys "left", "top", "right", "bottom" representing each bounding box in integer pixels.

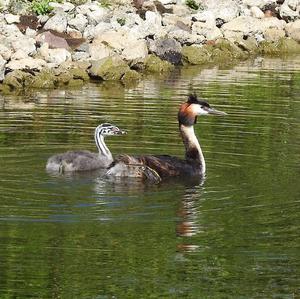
[
  {"left": 178, "top": 94, "right": 227, "bottom": 126},
  {"left": 96, "top": 123, "right": 127, "bottom": 136}
]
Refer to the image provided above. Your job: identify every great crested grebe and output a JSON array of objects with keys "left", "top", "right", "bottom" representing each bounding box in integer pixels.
[
  {"left": 46, "top": 123, "right": 126, "bottom": 173},
  {"left": 106, "top": 94, "right": 226, "bottom": 181}
]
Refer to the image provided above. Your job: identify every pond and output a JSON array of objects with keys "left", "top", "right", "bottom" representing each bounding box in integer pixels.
[{"left": 0, "top": 56, "right": 300, "bottom": 298}]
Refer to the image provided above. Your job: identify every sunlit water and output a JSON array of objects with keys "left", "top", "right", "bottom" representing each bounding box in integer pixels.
[{"left": 0, "top": 56, "right": 300, "bottom": 298}]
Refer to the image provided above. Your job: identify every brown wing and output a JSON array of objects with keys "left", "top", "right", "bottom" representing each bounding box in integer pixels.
[{"left": 113, "top": 154, "right": 200, "bottom": 178}]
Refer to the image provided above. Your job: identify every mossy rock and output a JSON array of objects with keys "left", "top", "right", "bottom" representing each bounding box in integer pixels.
[
  {"left": 277, "top": 38, "right": 300, "bottom": 53},
  {"left": 30, "top": 69, "right": 57, "bottom": 89},
  {"left": 181, "top": 46, "right": 211, "bottom": 65},
  {"left": 144, "top": 55, "right": 174, "bottom": 73},
  {"left": 121, "top": 70, "right": 141, "bottom": 83},
  {"left": 89, "top": 56, "right": 130, "bottom": 81},
  {"left": 3, "top": 70, "right": 34, "bottom": 90},
  {"left": 211, "top": 48, "right": 233, "bottom": 63},
  {"left": 236, "top": 37, "right": 258, "bottom": 54},
  {"left": 69, "top": 68, "right": 90, "bottom": 81},
  {"left": 258, "top": 41, "right": 282, "bottom": 55},
  {"left": 56, "top": 71, "right": 73, "bottom": 85},
  {"left": 215, "top": 39, "right": 249, "bottom": 60},
  {"left": 67, "top": 79, "right": 84, "bottom": 87},
  {"left": 0, "top": 83, "right": 11, "bottom": 94}
]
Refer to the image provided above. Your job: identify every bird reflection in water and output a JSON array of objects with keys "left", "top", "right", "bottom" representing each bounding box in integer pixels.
[{"left": 176, "top": 183, "right": 205, "bottom": 253}]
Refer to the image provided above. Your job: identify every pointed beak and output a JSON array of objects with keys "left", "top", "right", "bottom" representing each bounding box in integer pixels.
[
  {"left": 207, "top": 107, "right": 227, "bottom": 116},
  {"left": 116, "top": 129, "right": 127, "bottom": 135}
]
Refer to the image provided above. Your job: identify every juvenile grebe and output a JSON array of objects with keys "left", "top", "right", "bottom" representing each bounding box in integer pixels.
[
  {"left": 46, "top": 123, "right": 126, "bottom": 173},
  {"left": 106, "top": 94, "right": 226, "bottom": 181}
]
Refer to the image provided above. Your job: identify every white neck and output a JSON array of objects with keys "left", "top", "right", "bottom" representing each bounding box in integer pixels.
[
  {"left": 180, "top": 124, "right": 206, "bottom": 174},
  {"left": 94, "top": 132, "right": 112, "bottom": 160}
]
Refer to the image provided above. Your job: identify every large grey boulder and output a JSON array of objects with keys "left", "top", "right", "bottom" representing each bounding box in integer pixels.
[
  {"left": 122, "top": 39, "right": 148, "bottom": 62},
  {"left": 43, "top": 12, "right": 68, "bottom": 33},
  {"left": 200, "top": 0, "right": 240, "bottom": 22},
  {"left": 149, "top": 38, "right": 182, "bottom": 64},
  {"left": 89, "top": 40, "right": 113, "bottom": 60},
  {"left": 39, "top": 43, "right": 71, "bottom": 64},
  {"left": 11, "top": 37, "right": 36, "bottom": 56},
  {"left": 279, "top": 0, "right": 300, "bottom": 20},
  {"left": 192, "top": 22, "right": 223, "bottom": 40},
  {"left": 68, "top": 14, "right": 88, "bottom": 33}
]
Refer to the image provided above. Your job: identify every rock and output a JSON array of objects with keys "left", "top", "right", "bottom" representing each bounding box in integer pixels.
[
  {"left": 277, "top": 38, "right": 300, "bottom": 53},
  {"left": 286, "top": 20, "right": 300, "bottom": 42},
  {"left": 222, "top": 16, "right": 261, "bottom": 35},
  {"left": 144, "top": 54, "right": 174, "bottom": 72},
  {"left": 215, "top": 39, "right": 249, "bottom": 60},
  {"left": 0, "top": 55, "right": 6, "bottom": 81},
  {"left": 66, "top": 28, "right": 83, "bottom": 39},
  {"left": 89, "top": 56, "right": 130, "bottom": 80},
  {"left": 69, "top": 68, "right": 89, "bottom": 81},
  {"left": 68, "top": 14, "right": 88, "bottom": 33},
  {"left": 11, "top": 37, "right": 36, "bottom": 56},
  {"left": 4, "top": 14, "right": 20, "bottom": 24},
  {"left": 261, "top": 17, "right": 286, "bottom": 31},
  {"left": 168, "top": 28, "right": 206, "bottom": 45},
  {"left": 181, "top": 45, "right": 211, "bottom": 65},
  {"left": 202, "top": 0, "right": 240, "bottom": 22},
  {"left": 86, "top": 6, "right": 108, "bottom": 24},
  {"left": 11, "top": 49, "right": 28, "bottom": 60},
  {"left": 30, "top": 69, "right": 57, "bottom": 89},
  {"left": 7, "top": 0, "right": 31, "bottom": 15},
  {"left": 235, "top": 36, "right": 258, "bottom": 53},
  {"left": 49, "top": 1, "right": 75, "bottom": 12},
  {"left": 192, "top": 11, "right": 216, "bottom": 26},
  {"left": 149, "top": 38, "right": 182, "bottom": 64},
  {"left": 279, "top": 1, "right": 299, "bottom": 21},
  {"left": 264, "top": 28, "right": 285, "bottom": 41},
  {"left": 192, "top": 22, "right": 223, "bottom": 40},
  {"left": 43, "top": 12, "right": 68, "bottom": 33},
  {"left": 84, "top": 22, "right": 112, "bottom": 40},
  {"left": 122, "top": 39, "right": 148, "bottom": 62},
  {"left": 3, "top": 70, "right": 34, "bottom": 89},
  {"left": 39, "top": 43, "right": 71, "bottom": 64},
  {"left": 25, "top": 28, "right": 37, "bottom": 38},
  {"left": 0, "top": 44, "right": 12, "bottom": 60},
  {"left": 250, "top": 6, "right": 265, "bottom": 18},
  {"left": 36, "top": 31, "right": 70, "bottom": 49},
  {"left": 72, "top": 51, "right": 90, "bottom": 61},
  {"left": 172, "top": 4, "right": 191, "bottom": 16},
  {"left": 6, "top": 58, "right": 46, "bottom": 71},
  {"left": 258, "top": 38, "right": 300, "bottom": 55},
  {"left": 160, "top": 0, "right": 176, "bottom": 4},
  {"left": 121, "top": 69, "right": 141, "bottom": 84},
  {"left": 89, "top": 40, "right": 113, "bottom": 60},
  {"left": 162, "top": 14, "right": 192, "bottom": 28}
]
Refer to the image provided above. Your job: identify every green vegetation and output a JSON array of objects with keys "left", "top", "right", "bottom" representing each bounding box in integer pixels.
[
  {"left": 117, "top": 18, "right": 126, "bottom": 26},
  {"left": 31, "top": 0, "right": 53, "bottom": 15},
  {"left": 98, "top": 0, "right": 111, "bottom": 8},
  {"left": 185, "top": 0, "right": 200, "bottom": 10}
]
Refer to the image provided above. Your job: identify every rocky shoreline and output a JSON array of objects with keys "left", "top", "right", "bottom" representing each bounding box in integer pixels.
[{"left": 0, "top": 0, "right": 299, "bottom": 93}]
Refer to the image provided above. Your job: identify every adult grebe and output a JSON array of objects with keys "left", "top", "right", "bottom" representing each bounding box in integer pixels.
[
  {"left": 46, "top": 123, "right": 126, "bottom": 173},
  {"left": 106, "top": 94, "right": 226, "bottom": 181}
]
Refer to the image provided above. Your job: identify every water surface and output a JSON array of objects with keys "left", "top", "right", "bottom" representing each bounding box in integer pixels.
[{"left": 0, "top": 56, "right": 300, "bottom": 298}]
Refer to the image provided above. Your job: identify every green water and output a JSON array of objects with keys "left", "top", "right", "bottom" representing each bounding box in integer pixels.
[{"left": 0, "top": 56, "right": 300, "bottom": 298}]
